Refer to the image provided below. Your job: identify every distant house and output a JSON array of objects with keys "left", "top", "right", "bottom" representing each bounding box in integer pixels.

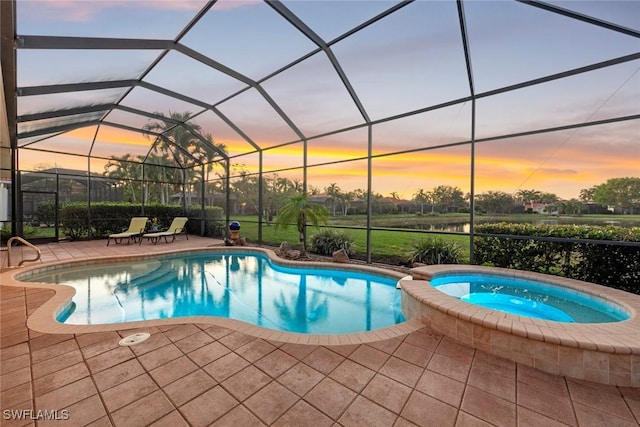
[
  {"left": 379, "top": 197, "right": 417, "bottom": 214},
  {"left": 308, "top": 194, "right": 365, "bottom": 215},
  {"left": 169, "top": 191, "right": 217, "bottom": 207},
  {"left": 20, "top": 168, "right": 121, "bottom": 203},
  {"left": 524, "top": 202, "right": 558, "bottom": 215},
  {"left": 18, "top": 168, "right": 122, "bottom": 221},
  {"left": 169, "top": 191, "right": 238, "bottom": 213},
  {"left": 307, "top": 194, "right": 331, "bottom": 205},
  {"left": 584, "top": 203, "right": 609, "bottom": 215},
  {"left": 524, "top": 203, "right": 547, "bottom": 214}
]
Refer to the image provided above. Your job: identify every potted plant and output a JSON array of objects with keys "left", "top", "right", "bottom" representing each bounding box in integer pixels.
[{"left": 229, "top": 221, "right": 241, "bottom": 242}]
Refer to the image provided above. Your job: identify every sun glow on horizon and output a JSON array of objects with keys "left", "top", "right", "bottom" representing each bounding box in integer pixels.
[
  {"left": 12, "top": 0, "right": 639, "bottom": 202},
  {"left": 18, "top": 125, "right": 637, "bottom": 201}
]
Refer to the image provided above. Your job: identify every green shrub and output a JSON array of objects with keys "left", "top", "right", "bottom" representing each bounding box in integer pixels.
[
  {"left": 0, "top": 225, "right": 39, "bottom": 242},
  {"left": 409, "top": 237, "right": 463, "bottom": 265},
  {"left": 22, "top": 224, "right": 39, "bottom": 237},
  {"left": 35, "top": 201, "right": 57, "bottom": 226},
  {"left": 474, "top": 223, "right": 640, "bottom": 293},
  {"left": 310, "top": 229, "right": 356, "bottom": 256},
  {"left": 60, "top": 203, "right": 92, "bottom": 240},
  {"left": 58, "top": 202, "right": 224, "bottom": 240},
  {"left": 186, "top": 205, "right": 225, "bottom": 237},
  {"left": 89, "top": 202, "right": 155, "bottom": 238}
]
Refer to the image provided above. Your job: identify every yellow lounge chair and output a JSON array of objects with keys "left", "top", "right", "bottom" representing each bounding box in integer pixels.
[
  {"left": 140, "top": 217, "right": 188, "bottom": 245},
  {"left": 107, "top": 217, "right": 148, "bottom": 246}
]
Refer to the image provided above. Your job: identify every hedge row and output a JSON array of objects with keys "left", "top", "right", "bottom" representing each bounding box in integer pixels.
[
  {"left": 59, "top": 202, "right": 225, "bottom": 240},
  {"left": 474, "top": 223, "right": 640, "bottom": 294}
]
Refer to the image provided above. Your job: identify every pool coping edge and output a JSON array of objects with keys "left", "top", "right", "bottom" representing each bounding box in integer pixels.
[{"left": 3, "top": 246, "right": 423, "bottom": 345}]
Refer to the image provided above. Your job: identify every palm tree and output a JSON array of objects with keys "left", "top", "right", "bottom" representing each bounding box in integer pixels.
[
  {"left": 340, "top": 191, "right": 354, "bottom": 215},
  {"left": 413, "top": 189, "right": 430, "bottom": 214},
  {"left": 516, "top": 189, "right": 542, "bottom": 207},
  {"left": 143, "top": 152, "right": 172, "bottom": 204},
  {"left": 143, "top": 111, "right": 203, "bottom": 206},
  {"left": 104, "top": 154, "right": 142, "bottom": 202},
  {"left": 188, "top": 134, "right": 227, "bottom": 207},
  {"left": 275, "top": 193, "right": 329, "bottom": 256},
  {"left": 199, "top": 132, "right": 227, "bottom": 193},
  {"left": 325, "top": 183, "right": 341, "bottom": 216}
]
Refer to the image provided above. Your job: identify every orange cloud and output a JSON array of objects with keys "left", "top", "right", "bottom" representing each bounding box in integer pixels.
[
  {"left": 17, "top": 120, "right": 636, "bottom": 202},
  {"left": 94, "top": 127, "right": 151, "bottom": 147}
]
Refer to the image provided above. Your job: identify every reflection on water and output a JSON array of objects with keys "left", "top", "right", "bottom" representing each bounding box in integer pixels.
[
  {"left": 27, "top": 252, "right": 404, "bottom": 334},
  {"left": 394, "top": 222, "right": 470, "bottom": 233}
]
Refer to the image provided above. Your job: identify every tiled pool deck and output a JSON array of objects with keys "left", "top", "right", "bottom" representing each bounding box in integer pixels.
[{"left": 1, "top": 237, "right": 639, "bottom": 426}]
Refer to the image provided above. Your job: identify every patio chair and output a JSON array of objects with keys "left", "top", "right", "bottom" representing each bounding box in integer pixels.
[
  {"left": 107, "top": 217, "right": 148, "bottom": 246},
  {"left": 140, "top": 217, "right": 189, "bottom": 245}
]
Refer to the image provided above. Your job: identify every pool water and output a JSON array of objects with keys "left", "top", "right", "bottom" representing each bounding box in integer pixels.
[
  {"left": 25, "top": 252, "right": 405, "bottom": 334},
  {"left": 430, "top": 274, "right": 629, "bottom": 323}
]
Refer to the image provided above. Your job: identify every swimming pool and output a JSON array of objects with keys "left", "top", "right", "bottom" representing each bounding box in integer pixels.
[
  {"left": 430, "top": 273, "right": 629, "bottom": 323},
  {"left": 22, "top": 251, "right": 405, "bottom": 334}
]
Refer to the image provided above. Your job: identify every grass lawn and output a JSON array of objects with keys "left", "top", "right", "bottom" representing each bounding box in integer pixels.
[
  {"left": 230, "top": 215, "right": 471, "bottom": 262},
  {"left": 12, "top": 212, "right": 637, "bottom": 265},
  {"left": 331, "top": 212, "right": 640, "bottom": 227},
  {"left": 227, "top": 212, "right": 639, "bottom": 263}
]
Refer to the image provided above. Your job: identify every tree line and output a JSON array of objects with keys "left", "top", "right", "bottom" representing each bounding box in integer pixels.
[
  {"left": 103, "top": 111, "right": 225, "bottom": 205},
  {"left": 102, "top": 112, "right": 639, "bottom": 216},
  {"left": 471, "top": 178, "right": 639, "bottom": 215}
]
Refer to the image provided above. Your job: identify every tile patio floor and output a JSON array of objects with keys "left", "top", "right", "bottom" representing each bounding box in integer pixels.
[{"left": 1, "top": 237, "right": 639, "bottom": 426}]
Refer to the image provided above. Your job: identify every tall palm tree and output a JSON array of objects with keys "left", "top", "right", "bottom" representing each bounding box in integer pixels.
[
  {"left": 413, "top": 189, "right": 430, "bottom": 214},
  {"left": 142, "top": 152, "right": 173, "bottom": 204},
  {"left": 516, "top": 189, "right": 542, "bottom": 206},
  {"left": 189, "top": 133, "right": 226, "bottom": 206},
  {"left": 104, "top": 154, "right": 142, "bottom": 202},
  {"left": 143, "top": 111, "right": 203, "bottom": 206},
  {"left": 325, "top": 183, "right": 341, "bottom": 216},
  {"left": 275, "top": 193, "right": 329, "bottom": 256},
  {"left": 199, "top": 132, "right": 226, "bottom": 188}
]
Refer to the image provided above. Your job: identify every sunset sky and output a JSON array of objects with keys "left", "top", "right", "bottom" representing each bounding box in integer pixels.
[{"left": 14, "top": 0, "right": 640, "bottom": 200}]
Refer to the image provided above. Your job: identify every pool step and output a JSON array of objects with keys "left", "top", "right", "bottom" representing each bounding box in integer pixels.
[{"left": 116, "top": 265, "right": 172, "bottom": 291}]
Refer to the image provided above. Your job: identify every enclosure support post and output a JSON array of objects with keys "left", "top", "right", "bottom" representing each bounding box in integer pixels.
[
  {"left": 2, "top": 0, "right": 17, "bottom": 238},
  {"left": 302, "top": 138, "right": 308, "bottom": 251},
  {"left": 366, "top": 125, "right": 373, "bottom": 264},
  {"left": 200, "top": 164, "right": 205, "bottom": 236},
  {"left": 258, "top": 151, "right": 263, "bottom": 244},
  {"left": 225, "top": 159, "right": 230, "bottom": 239},
  {"left": 87, "top": 155, "right": 92, "bottom": 239},
  {"left": 457, "top": 0, "right": 476, "bottom": 264}
]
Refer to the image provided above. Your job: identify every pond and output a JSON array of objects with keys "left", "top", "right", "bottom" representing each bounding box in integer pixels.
[{"left": 369, "top": 216, "right": 640, "bottom": 233}]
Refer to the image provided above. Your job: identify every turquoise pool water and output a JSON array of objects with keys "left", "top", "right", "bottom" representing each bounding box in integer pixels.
[
  {"left": 25, "top": 252, "right": 405, "bottom": 334},
  {"left": 430, "top": 274, "right": 629, "bottom": 323}
]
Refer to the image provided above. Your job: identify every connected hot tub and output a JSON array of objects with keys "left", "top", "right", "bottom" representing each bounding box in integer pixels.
[
  {"left": 429, "top": 272, "right": 629, "bottom": 323},
  {"left": 400, "top": 265, "right": 640, "bottom": 387}
]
